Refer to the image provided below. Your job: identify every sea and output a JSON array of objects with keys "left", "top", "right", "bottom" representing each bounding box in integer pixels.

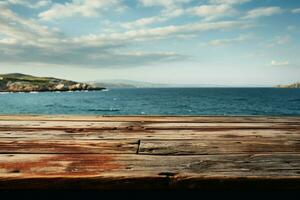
[{"left": 0, "top": 88, "right": 299, "bottom": 116}]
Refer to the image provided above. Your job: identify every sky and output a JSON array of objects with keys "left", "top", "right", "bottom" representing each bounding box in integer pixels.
[{"left": 0, "top": 0, "right": 300, "bottom": 86}]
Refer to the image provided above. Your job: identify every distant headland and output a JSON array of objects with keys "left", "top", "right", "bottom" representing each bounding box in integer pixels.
[
  {"left": 276, "top": 82, "right": 300, "bottom": 88},
  {"left": 0, "top": 73, "right": 105, "bottom": 93}
]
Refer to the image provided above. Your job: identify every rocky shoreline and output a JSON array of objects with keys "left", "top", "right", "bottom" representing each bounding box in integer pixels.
[
  {"left": 0, "top": 73, "right": 105, "bottom": 93},
  {"left": 276, "top": 82, "right": 300, "bottom": 88}
]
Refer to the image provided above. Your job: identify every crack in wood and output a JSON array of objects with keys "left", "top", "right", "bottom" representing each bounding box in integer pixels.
[{"left": 136, "top": 140, "right": 141, "bottom": 154}]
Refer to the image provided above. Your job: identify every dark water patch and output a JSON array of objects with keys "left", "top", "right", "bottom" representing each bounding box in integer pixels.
[
  {"left": 61, "top": 105, "right": 75, "bottom": 109},
  {"left": 45, "top": 104, "right": 55, "bottom": 107},
  {"left": 233, "top": 98, "right": 247, "bottom": 101},
  {"left": 87, "top": 108, "right": 120, "bottom": 112},
  {"left": 289, "top": 98, "right": 300, "bottom": 102}
]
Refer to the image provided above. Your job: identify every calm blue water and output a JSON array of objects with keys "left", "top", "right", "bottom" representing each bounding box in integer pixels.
[{"left": 0, "top": 88, "right": 299, "bottom": 116}]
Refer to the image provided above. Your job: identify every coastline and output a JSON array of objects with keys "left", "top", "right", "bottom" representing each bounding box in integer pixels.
[{"left": 0, "top": 87, "right": 105, "bottom": 93}]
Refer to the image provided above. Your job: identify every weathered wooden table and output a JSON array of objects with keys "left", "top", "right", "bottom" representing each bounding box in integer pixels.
[{"left": 0, "top": 115, "right": 299, "bottom": 190}]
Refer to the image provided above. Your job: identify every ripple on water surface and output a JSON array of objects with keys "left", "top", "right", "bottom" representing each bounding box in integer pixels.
[{"left": 0, "top": 88, "right": 299, "bottom": 116}]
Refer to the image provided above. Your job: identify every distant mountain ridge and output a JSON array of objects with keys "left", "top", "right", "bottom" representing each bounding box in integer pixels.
[
  {"left": 89, "top": 79, "right": 266, "bottom": 88},
  {"left": 0, "top": 73, "right": 104, "bottom": 92},
  {"left": 89, "top": 79, "right": 169, "bottom": 88}
]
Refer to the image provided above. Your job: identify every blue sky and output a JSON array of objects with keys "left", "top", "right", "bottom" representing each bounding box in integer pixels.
[{"left": 0, "top": 0, "right": 300, "bottom": 86}]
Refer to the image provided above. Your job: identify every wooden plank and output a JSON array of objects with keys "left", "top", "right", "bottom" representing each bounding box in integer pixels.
[
  {"left": 2, "top": 138, "right": 299, "bottom": 154},
  {"left": 142, "top": 122, "right": 300, "bottom": 130},
  {"left": 0, "top": 115, "right": 299, "bottom": 189},
  {"left": 0, "top": 129, "right": 300, "bottom": 141},
  {"left": 1, "top": 154, "right": 300, "bottom": 178},
  {"left": 0, "top": 129, "right": 299, "bottom": 141},
  {"left": 0, "top": 121, "right": 133, "bottom": 130},
  {"left": 0, "top": 154, "right": 300, "bottom": 189},
  {"left": 138, "top": 140, "right": 300, "bottom": 155},
  {"left": 0, "top": 115, "right": 300, "bottom": 123},
  {"left": 0, "top": 120, "right": 299, "bottom": 131},
  {"left": 0, "top": 140, "right": 138, "bottom": 154}
]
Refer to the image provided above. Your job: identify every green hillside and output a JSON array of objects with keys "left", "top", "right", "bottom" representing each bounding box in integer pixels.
[{"left": 0, "top": 73, "right": 104, "bottom": 92}]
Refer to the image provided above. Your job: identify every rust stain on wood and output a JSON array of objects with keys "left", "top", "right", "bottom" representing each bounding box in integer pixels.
[{"left": 0, "top": 154, "right": 121, "bottom": 176}]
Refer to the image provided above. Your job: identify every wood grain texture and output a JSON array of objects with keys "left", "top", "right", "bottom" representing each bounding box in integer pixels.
[
  {"left": 0, "top": 129, "right": 299, "bottom": 140},
  {"left": 0, "top": 139, "right": 139, "bottom": 154},
  {"left": 0, "top": 121, "right": 299, "bottom": 132},
  {"left": 0, "top": 115, "right": 299, "bottom": 190},
  {"left": 138, "top": 140, "right": 300, "bottom": 155},
  {"left": 1, "top": 154, "right": 300, "bottom": 189}
]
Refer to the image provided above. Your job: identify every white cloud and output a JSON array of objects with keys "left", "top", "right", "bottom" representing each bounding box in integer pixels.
[
  {"left": 270, "top": 60, "right": 289, "bottom": 66},
  {"left": 138, "top": 0, "right": 191, "bottom": 8},
  {"left": 0, "top": 7, "right": 60, "bottom": 43},
  {"left": 39, "top": 0, "right": 124, "bottom": 21},
  {"left": 243, "top": 7, "right": 283, "bottom": 19},
  {"left": 0, "top": 1, "right": 254, "bottom": 69},
  {"left": 123, "top": 0, "right": 247, "bottom": 28},
  {"left": 87, "top": 51, "right": 185, "bottom": 66},
  {"left": 75, "top": 21, "right": 246, "bottom": 47},
  {"left": 292, "top": 8, "right": 300, "bottom": 14},
  {"left": 0, "top": 38, "right": 17, "bottom": 45},
  {"left": 188, "top": 4, "right": 236, "bottom": 21},
  {"left": 209, "top": 0, "right": 251, "bottom": 5},
  {"left": 274, "top": 35, "right": 290, "bottom": 45},
  {"left": 126, "top": 0, "right": 190, "bottom": 28},
  {"left": 266, "top": 35, "right": 290, "bottom": 47},
  {"left": 1, "top": 0, "right": 51, "bottom": 9},
  {"left": 122, "top": 16, "right": 166, "bottom": 29},
  {"left": 32, "top": 0, "right": 51, "bottom": 8},
  {"left": 121, "top": 8, "right": 184, "bottom": 29},
  {"left": 209, "top": 34, "right": 252, "bottom": 46},
  {"left": 0, "top": 5, "right": 248, "bottom": 68}
]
